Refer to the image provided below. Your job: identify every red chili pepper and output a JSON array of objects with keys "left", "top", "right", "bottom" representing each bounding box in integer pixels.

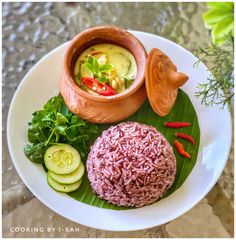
[
  {"left": 174, "top": 140, "right": 191, "bottom": 159},
  {"left": 81, "top": 77, "right": 116, "bottom": 96},
  {"left": 175, "top": 132, "right": 195, "bottom": 145},
  {"left": 164, "top": 121, "right": 191, "bottom": 128},
  {"left": 91, "top": 51, "right": 102, "bottom": 56}
]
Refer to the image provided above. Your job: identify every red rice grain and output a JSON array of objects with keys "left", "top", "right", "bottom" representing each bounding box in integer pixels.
[{"left": 87, "top": 122, "right": 176, "bottom": 207}]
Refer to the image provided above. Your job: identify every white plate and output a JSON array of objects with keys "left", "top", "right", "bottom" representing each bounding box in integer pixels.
[{"left": 7, "top": 31, "right": 232, "bottom": 231}]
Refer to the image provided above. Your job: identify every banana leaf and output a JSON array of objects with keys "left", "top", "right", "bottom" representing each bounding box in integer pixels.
[{"left": 69, "top": 89, "right": 200, "bottom": 210}]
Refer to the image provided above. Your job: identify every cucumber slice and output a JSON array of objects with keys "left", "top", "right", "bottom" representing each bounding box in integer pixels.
[
  {"left": 44, "top": 144, "right": 81, "bottom": 174},
  {"left": 48, "top": 162, "right": 85, "bottom": 184},
  {"left": 47, "top": 173, "right": 82, "bottom": 193}
]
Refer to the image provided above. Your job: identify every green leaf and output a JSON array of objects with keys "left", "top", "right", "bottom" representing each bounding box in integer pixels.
[
  {"left": 212, "top": 16, "right": 234, "bottom": 37},
  {"left": 58, "top": 96, "right": 71, "bottom": 116},
  {"left": 96, "top": 71, "right": 102, "bottom": 78},
  {"left": 81, "top": 62, "right": 94, "bottom": 73},
  {"left": 99, "top": 63, "right": 114, "bottom": 73},
  {"left": 98, "top": 76, "right": 108, "bottom": 84},
  {"left": 203, "top": 2, "right": 234, "bottom": 46},
  {"left": 70, "top": 115, "right": 85, "bottom": 125},
  {"left": 203, "top": 10, "right": 233, "bottom": 25},
  {"left": 28, "top": 123, "right": 47, "bottom": 143},
  {"left": 67, "top": 133, "right": 89, "bottom": 142},
  {"left": 212, "top": 35, "right": 228, "bottom": 46},
  {"left": 55, "top": 125, "right": 67, "bottom": 135},
  {"left": 31, "top": 110, "right": 46, "bottom": 124},
  {"left": 69, "top": 89, "right": 200, "bottom": 210},
  {"left": 43, "top": 96, "right": 62, "bottom": 113},
  {"left": 55, "top": 112, "right": 68, "bottom": 125},
  {"left": 87, "top": 56, "right": 94, "bottom": 66},
  {"left": 24, "top": 142, "right": 47, "bottom": 164},
  {"left": 92, "top": 58, "right": 100, "bottom": 73},
  {"left": 207, "top": 2, "right": 234, "bottom": 10},
  {"left": 211, "top": 16, "right": 234, "bottom": 45}
]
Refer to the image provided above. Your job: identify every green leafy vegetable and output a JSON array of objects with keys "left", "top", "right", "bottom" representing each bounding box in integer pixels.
[
  {"left": 81, "top": 55, "right": 114, "bottom": 84},
  {"left": 24, "top": 95, "right": 99, "bottom": 163},
  {"left": 24, "top": 142, "right": 47, "bottom": 164}
]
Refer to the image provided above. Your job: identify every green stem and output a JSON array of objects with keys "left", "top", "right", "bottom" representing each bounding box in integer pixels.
[{"left": 45, "top": 128, "right": 55, "bottom": 146}]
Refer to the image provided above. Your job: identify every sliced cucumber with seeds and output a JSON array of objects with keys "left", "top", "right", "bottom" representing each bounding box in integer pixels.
[
  {"left": 48, "top": 162, "right": 85, "bottom": 185},
  {"left": 44, "top": 144, "right": 81, "bottom": 175},
  {"left": 47, "top": 173, "right": 82, "bottom": 193}
]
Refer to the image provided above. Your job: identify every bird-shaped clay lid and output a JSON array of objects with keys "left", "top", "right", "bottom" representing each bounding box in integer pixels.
[{"left": 145, "top": 48, "right": 189, "bottom": 117}]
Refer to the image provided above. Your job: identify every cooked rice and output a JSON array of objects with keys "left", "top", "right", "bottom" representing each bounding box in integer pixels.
[{"left": 87, "top": 122, "right": 176, "bottom": 207}]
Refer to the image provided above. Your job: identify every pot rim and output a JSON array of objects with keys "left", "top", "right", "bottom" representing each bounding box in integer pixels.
[{"left": 63, "top": 26, "right": 147, "bottom": 103}]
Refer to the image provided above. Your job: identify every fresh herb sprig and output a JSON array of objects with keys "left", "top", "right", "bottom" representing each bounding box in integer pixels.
[
  {"left": 82, "top": 55, "right": 114, "bottom": 84},
  {"left": 194, "top": 42, "right": 234, "bottom": 107},
  {"left": 194, "top": 2, "right": 234, "bottom": 108},
  {"left": 24, "top": 95, "right": 99, "bottom": 163}
]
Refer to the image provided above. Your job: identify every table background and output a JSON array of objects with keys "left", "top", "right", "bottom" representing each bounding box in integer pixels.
[{"left": 2, "top": 2, "right": 234, "bottom": 237}]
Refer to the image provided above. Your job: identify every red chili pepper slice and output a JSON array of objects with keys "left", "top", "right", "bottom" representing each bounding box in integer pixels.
[
  {"left": 164, "top": 121, "right": 191, "bottom": 128},
  {"left": 174, "top": 140, "right": 191, "bottom": 159},
  {"left": 81, "top": 77, "right": 116, "bottom": 96},
  {"left": 91, "top": 51, "right": 102, "bottom": 56},
  {"left": 175, "top": 132, "right": 195, "bottom": 145}
]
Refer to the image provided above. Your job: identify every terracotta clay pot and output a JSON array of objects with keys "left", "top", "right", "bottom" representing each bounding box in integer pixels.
[{"left": 61, "top": 26, "right": 147, "bottom": 123}]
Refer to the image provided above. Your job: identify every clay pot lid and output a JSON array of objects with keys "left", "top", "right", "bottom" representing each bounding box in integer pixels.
[{"left": 145, "top": 48, "right": 189, "bottom": 117}]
